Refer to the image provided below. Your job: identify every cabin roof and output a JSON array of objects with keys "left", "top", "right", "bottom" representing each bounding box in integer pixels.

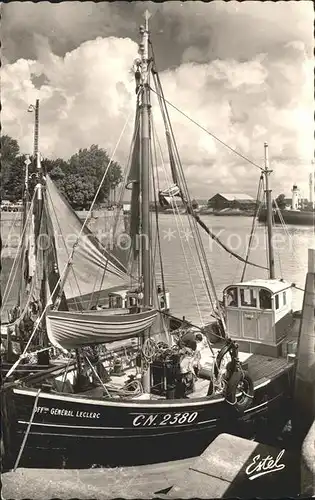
[
  {"left": 215, "top": 193, "right": 254, "bottom": 202},
  {"left": 228, "top": 278, "right": 292, "bottom": 294}
]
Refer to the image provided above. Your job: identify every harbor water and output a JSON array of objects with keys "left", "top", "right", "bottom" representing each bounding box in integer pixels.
[{"left": 155, "top": 214, "right": 313, "bottom": 324}]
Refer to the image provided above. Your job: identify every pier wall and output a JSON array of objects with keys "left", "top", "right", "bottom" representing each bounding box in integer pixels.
[
  {"left": 161, "top": 433, "right": 299, "bottom": 498},
  {"left": 2, "top": 435, "right": 300, "bottom": 499},
  {"left": 293, "top": 248, "right": 315, "bottom": 437},
  {"left": 294, "top": 248, "right": 315, "bottom": 496},
  {"left": 301, "top": 419, "right": 315, "bottom": 496}
]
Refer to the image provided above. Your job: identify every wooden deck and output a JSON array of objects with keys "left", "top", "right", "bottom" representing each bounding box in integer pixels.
[
  {"left": 246, "top": 354, "right": 291, "bottom": 382},
  {"left": 62, "top": 339, "right": 293, "bottom": 401},
  {"left": 188, "top": 354, "right": 292, "bottom": 399},
  {"left": 77, "top": 351, "right": 292, "bottom": 402}
]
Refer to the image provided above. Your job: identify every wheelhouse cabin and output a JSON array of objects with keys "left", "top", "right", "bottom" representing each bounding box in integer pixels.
[{"left": 223, "top": 279, "right": 293, "bottom": 357}]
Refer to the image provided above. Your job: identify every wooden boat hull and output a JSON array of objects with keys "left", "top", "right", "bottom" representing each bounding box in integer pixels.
[
  {"left": 2, "top": 364, "right": 294, "bottom": 469},
  {"left": 46, "top": 307, "right": 158, "bottom": 349}
]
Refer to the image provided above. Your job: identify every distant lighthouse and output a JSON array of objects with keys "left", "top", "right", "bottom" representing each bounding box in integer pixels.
[{"left": 291, "top": 184, "right": 300, "bottom": 210}]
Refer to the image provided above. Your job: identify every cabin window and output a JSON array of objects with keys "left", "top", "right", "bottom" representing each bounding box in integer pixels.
[
  {"left": 283, "top": 291, "right": 286, "bottom": 306},
  {"left": 259, "top": 289, "right": 272, "bottom": 310},
  {"left": 240, "top": 288, "right": 257, "bottom": 308},
  {"left": 275, "top": 294, "right": 279, "bottom": 310},
  {"left": 109, "top": 296, "right": 122, "bottom": 308},
  {"left": 226, "top": 287, "right": 237, "bottom": 307}
]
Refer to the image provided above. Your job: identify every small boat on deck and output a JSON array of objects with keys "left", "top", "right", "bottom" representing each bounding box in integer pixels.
[{"left": 1, "top": 12, "right": 301, "bottom": 470}]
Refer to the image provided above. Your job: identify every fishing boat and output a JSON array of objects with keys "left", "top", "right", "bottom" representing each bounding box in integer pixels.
[
  {"left": 258, "top": 207, "right": 315, "bottom": 226},
  {"left": 1, "top": 12, "right": 301, "bottom": 470},
  {"left": 259, "top": 178, "right": 315, "bottom": 226}
]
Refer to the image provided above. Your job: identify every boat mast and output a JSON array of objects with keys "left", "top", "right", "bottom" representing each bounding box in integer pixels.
[
  {"left": 139, "top": 10, "right": 151, "bottom": 392},
  {"left": 18, "top": 154, "right": 31, "bottom": 308},
  {"left": 33, "top": 99, "right": 40, "bottom": 157},
  {"left": 22, "top": 156, "right": 31, "bottom": 226},
  {"left": 29, "top": 99, "right": 49, "bottom": 355},
  {"left": 264, "top": 142, "right": 275, "bottom": 279},
  {"left": 28, "top": 99, "right": 42, "bottom": 239},
  {"left": 34, "top": 100, "right": 43, "bottom": 241}
]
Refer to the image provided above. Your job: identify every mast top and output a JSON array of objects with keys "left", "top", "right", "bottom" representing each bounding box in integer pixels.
[
  {"left": 138, "top": 10, "right": 151, "bottom": 87},
  {"left": 264, "top": 142, "right": 272, "bottom": 173},
  {"left": 28, "top": 99, "right": 40, "bottom": 160},
  {"left": 263, "top": 142, "right": 275, "bottom": 279},
  {"left": 143, "top": 9, "right": 151, "bottom": 30}
]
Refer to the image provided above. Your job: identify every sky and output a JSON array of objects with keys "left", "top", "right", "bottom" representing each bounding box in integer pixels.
[{"left": 2, "top": 1, "right": 314, "bottom": 199}]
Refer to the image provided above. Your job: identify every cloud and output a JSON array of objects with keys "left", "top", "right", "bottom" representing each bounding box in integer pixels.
[
  {"left": 155, "top": 48, "right": 313, "bottom": 195},
  {"left": 2, "top": 2, "right": 138, "bottom": 63},
  {"left": 3, "top": 2, "right": 313, "bottom": 67},
  {"left": 1, "top": 37, "right": 138, "bottom": 159},
  {"left": 1, "top": 2, "right": 313, "bottom": 198}
]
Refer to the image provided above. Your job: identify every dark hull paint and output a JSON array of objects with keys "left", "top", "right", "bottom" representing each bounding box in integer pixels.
[
  {"left": 2, "top": 365, "right": 294, "bottom": 469},
  {"left": 258, "top": 208, "right": 315, "bottom": 226}
]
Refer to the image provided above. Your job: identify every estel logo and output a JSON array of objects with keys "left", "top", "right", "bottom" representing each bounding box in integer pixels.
[{"left": 245, "top": 449, "right": 286, "bottom": 480}]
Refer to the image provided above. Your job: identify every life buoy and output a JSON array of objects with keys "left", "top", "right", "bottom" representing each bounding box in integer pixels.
[{"left": 225, "top": 370, "right": 254, "bottom": 413}]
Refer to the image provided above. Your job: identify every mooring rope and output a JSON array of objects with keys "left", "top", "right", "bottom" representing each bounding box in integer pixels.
[{"left": 13, "top": 388, "right": 41, "bottom": 471}]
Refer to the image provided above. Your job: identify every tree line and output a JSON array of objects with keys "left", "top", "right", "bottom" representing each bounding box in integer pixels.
[{"left": 0, "top": 135, "right": 123, "bottom": 209}]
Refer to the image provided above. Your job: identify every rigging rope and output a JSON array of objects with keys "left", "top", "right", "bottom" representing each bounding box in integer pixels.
[
  {"left": 2, "top": 189, "right": 37, "bottom": 310},
  {"left": 5, "top": 95, "right": 145, "bottom": 379},
  {"left": 151, "top": 70, "right": 268, "bottom": 274},
  {"left": 149, "top": 39, "right": 263, "bottom": 174},
  {"left": 2, "top": 208, "right": 23, "bottom": 251},
  {"left": 273, "top": 204, "right": 284, "bottom": 280},
  {"left": 5, "top": 103, "right": 141, "bottom": 378},
  {"left": 151, "top": 113, "right": 210, "bottom": 316},
  {"left": 45, "top": 187, "right": 83, "bottom": 309},
  {"left": 53, "top": 90, "right": 141, "bottom": 305},
  {"left": 152, "top": 74, "right": 218, "bottom": 318},
  {"left": 4, "top": 269, "right": 63, "bottom": 379},
  {"left": 272, "top": 199, "right": 311, "bottom": 282},
  {"left": 150, "top": 122, "right": 166, "bottom": 298},
  {"left": 83, "top": 353, "right": 111, "bottom": 397},
  {"left": 13, "top": 388, "right": 41, "bottom": 471},
  {"left": 91, "top": 115, "right": 142, "bottom": 309},
  {"left": 260, "top": 175, "right": 270, "bottom": 275},
  {"left": 149, "top": 90, "right": 263, "bottom": 173},
  {"left": 147, "top": 121, "right": 173, "bottom": 342},
  {"left": 152, "top": 69, "right": 271, "bottom": 339},
  {"left": 241, "top": 174, "right": 264, "bottom": 281},
  {"left": 153, "top": 119, "right": 205, "bottom": 325}
]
